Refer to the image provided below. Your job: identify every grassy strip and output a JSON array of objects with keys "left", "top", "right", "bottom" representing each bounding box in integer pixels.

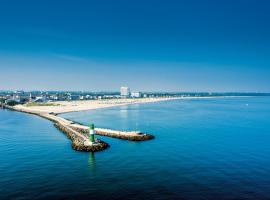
[{"left": 25, "top": 102, "right": 60, "bottom": 107}]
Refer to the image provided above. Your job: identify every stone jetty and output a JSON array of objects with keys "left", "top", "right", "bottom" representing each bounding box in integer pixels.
[
  {"left": 4, "top": 105, "right": 110, "bottom": 152},
  {"left": 3, "top": 104, "right": 154, "bottom": 152},
  {"left": 54, "top": 122, "right": 109, "bottom": 152},
  {"left": 69, "top": 124, "right": 154, "bottom": 141}
]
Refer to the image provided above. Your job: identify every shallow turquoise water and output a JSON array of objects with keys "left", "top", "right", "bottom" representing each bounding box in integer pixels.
[{"left": 1, "top": 97, "right": 270, "bottom": 199}]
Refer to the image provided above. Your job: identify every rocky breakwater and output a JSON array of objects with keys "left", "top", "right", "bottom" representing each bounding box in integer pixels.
[
  {"left": 5, "top": 104, "right": 154, "bottom": 152},
  {"left": 54, "top": 122, "right": 109, "bottom": 152},
  {"left": 69, "top": 124, "right": 155, "bottom": 141},
  {"left": 95, "top": 128, "right": 155, "bottom": 141},
  {"left": 5, "top": 105, "right": 109, "bottom": 152}
]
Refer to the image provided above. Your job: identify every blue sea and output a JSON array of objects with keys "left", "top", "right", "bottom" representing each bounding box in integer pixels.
[{"left": 1, "top": 97, "right": 270, "bottom": 200}]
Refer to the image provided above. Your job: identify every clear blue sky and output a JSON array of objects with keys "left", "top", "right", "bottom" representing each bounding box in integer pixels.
[{"left": 0, "top": 0, "right": 269, "bottom": 92}]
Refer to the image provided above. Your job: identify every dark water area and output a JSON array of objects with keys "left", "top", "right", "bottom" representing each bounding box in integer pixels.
[{"left": 1, "top": 97, "right": 270, "bottom": 200}]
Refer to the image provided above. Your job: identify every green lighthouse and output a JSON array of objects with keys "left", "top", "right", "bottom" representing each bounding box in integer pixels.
[{"left": 89, "top": 123, "right": 95, "bottom": 143}]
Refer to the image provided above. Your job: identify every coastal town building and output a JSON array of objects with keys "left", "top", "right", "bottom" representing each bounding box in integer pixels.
[
  {"left": 34, "top": 96, "right": 47, "bottom": 103},
  {"left": 120, "top": 87, "right": 130, "bottom": 97},
  {"left": 11, "top": 93, "right": 29, "bottom": 103},
  {"left": 131, "top": 92, "right": 142, "bottom": 98},
  {"left": 12, "top": 95, "right": 22, "bottom": 103},
  {"left": 68, "top": 95, "right": 80, "bottom": 101}
]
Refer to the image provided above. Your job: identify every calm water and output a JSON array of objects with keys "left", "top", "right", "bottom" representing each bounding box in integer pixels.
[{"left": 1, "top": 97, "right": 270, "bottom": 200}]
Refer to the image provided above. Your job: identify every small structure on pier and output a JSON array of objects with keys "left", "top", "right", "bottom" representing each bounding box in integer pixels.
[{"left": 89, "top": 123, "right": 95, "bottom": 143}]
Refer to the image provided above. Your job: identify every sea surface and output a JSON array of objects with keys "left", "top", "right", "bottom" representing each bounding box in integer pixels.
[{"left": 1, "top": 97, "right": 270, "bottom": 200}]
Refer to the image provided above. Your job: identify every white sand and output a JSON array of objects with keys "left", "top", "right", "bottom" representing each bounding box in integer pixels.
[
  {"left": 11, "top": 96, "right": 248, "bottom": 136},
  {"left": 14, "top": 97, "right": 182, "bottom": 114},
  {"left": 14, "top": 96, "right": 228, "bottom": 114}
]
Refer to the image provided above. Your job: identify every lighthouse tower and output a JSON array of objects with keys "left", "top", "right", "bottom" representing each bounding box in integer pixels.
[{"left": 89, "top": 123, "right": 95, "bottom": 143}]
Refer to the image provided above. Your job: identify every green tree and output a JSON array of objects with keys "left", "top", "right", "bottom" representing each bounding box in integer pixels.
[{"left": 6, "top": 100, "right": 19, "bottom": 106}]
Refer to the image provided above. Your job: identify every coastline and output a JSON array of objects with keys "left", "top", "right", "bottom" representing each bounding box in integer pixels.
[
  {"left": 1, "top": 96, "right": 250, "bottom": 152},
  {"left": 3, "top": 97, "right": 168, "bottom": 151},
  {"left": 12, "top": 96, "right": 234, "bottom": 114}
]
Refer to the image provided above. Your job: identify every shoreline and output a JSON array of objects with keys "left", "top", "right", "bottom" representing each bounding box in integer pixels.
[
  {"left": 14, "top": 97, "right": 183, "bottom": 114},
  {"left": 2, "top": 97, "right": 165, "bottom": 152},
  {"left": 13, "top": 96, "right": 245, "bottom": 115},
  {"left": 1, "top": 96, "right": 251, "bottom": 152}
]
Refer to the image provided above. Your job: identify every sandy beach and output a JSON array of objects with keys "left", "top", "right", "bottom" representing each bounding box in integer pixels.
[
  {"left": 7, "top": 97, "right": 167, "bottom": 143},
  {"left": 14, "top": 97, "right": 186, "bottom": 114},
  {"left": 13, "top": 96, "right": 245, "bottom": 115}
]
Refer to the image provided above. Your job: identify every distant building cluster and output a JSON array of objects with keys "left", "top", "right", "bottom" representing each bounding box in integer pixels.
[
  {"left": 0, "top": 91, "right": 120, "bottom": 105},
  {"left": 0, "top": 87, "right": 145, "bottom": 105},
  {"left": 0, "top": 88, "right": 146, "bottom": 105},
  {"left": 0, "top": 88, "right": 252, "bottom": 106},
  {"left": 120, "top": 87, "right": 142, "bottom": 98}
]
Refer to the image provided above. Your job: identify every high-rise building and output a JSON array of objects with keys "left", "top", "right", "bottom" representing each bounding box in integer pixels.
[{"left": 120, "top": 87, "right": 130, "bottom": 97}]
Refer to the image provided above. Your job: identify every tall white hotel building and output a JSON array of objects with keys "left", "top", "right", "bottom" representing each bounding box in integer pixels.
[{"left": 120, "top": 87, "right": 130, "bottom": 97}]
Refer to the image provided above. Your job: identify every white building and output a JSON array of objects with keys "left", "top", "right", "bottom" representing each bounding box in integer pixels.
[
  {"left": 120, "top": 87, "right": 130, "bottom": 97},
  {"left": 34, "top": 96, "right": 47, "bottom": 103},
  {"left": 131, "top": 92, "right": 142, "bottom": 98},
  {"left": 12, "top": 95, "right": 22, "bottom": 103},
  {"left": 68, "top": 95, "right": 80, "bottom": 101}
]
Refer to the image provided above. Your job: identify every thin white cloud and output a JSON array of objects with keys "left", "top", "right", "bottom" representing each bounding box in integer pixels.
[{"left": 53, "top": 54, "right": 90, "bottom": 63}]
